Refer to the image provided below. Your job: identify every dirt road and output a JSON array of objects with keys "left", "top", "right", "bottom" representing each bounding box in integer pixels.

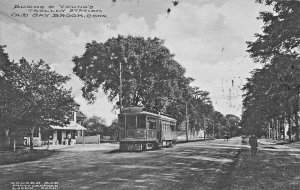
[{"left": 0, "top": 138, "right": 244, "bottom": 190}]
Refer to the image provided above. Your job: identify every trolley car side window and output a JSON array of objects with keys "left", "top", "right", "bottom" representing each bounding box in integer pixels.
[
  {"left": 162, "top": 120, "right": 170, "bottom": 131},
  {"left": 162, "top": 120, "right": 166, "bottom": 131},
  {"left": 170, "top": 121, "right": 176, "bottom": 131},
  {"left": 137, "top": 115, "right": 146, "bottom": 129},
  {"left": 147, "top": 117, "right": 157, "bottom": 129}
]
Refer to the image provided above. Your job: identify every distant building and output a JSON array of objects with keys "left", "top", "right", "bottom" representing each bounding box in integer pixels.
[{"left": 48, "top": 110, "right": 87, "bottom": 145}]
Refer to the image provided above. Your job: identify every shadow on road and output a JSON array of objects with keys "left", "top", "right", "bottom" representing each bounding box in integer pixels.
[{"left": 0, "top": 137, "right": 248, "bottom": 190}]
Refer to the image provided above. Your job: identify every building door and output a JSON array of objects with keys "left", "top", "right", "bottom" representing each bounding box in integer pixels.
[{"left": 57, "top": 131, "right": 62, "bottom": 144}]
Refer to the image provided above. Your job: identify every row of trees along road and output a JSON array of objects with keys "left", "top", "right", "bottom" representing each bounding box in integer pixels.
[
  {"left": 241, "top": 0, "right": 300, "bottom": 141},
  {"left": 82, "top": 116, "right": 119, "bottom": 140},
  {"left": 0, "top": 45, "right": 76, "bottom": 150},
  {"left": 72, "top": 35, "right": 241, "bottom": 139}
]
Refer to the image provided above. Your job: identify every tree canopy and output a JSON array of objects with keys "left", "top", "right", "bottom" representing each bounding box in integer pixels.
[
  {"left": 242, "top": 0, "right": 300, "bottom": 139},
  {"left": 0, "top": 45, "right": 76, "bottom": 149},
  {"left": 82, "top": 116, "right": 106, "bottom": 137},
  {"left": 73, "top": 35, "right": 192, "bottom": 112},
  {"left": 73, "top": 35, "right": 240, "bottom": 138}
]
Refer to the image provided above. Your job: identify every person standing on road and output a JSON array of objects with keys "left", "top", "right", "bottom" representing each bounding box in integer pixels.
[
  {"left": 67, "top": 133, "right": 71, "bottom": 145},
  {"left": 249, "top": 135, "right": 258, "bottom": 157}
]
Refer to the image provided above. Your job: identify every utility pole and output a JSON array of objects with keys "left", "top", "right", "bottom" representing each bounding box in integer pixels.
[
  {"left": 212, "top": 120, "right": 215, "bottom": 139},
  {"left": 203, "top": 114, "right": 206, "bottom": 140},
  {"left": 119, "top": 61, "right": 122, "bottom": 113},
  {"left": 111, "top": 53, "right": 123, "bottom": 113},
  {"left": 268, "top": 121, "right": 271, "bottom": 139},
  {"left": 186, "top": 101, "right": 188, "bottom": 142}
]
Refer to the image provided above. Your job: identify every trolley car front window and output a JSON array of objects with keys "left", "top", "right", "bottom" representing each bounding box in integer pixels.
[
  {"left": 118, "top": 116, "right": 125, "bottom": 139},
  {"left": 126, "top": 115, "right": 136, "bottom": 129}
]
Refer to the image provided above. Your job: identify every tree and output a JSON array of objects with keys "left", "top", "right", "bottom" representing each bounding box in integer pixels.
[
  {"left": 241, "top": 57, "right": 300, "bottom": 137},
  {"left": 82, "top": 116, "right": 107, "bottom": 137},
  {"left": 12, "top": 58, "right": 75, "bottom": 150},
  {"left": 212, "top": 111, "right": 228, "bottom": 138},
  {"left": 244, "top": 0, "right": 300, "bottom": 140},
  {"left": 1, "top": 49, "right": 76, "bottom": 150},
  {"left": 106, "top": 119, "right": 120, "bottom": 140},
  {"left": 225, "top": 114, "right": 241, "bottom": 137},
  {"left": 72, "top": 35, "right": 223, "bottom": 138},
  {"left": 72, "top": 35, "right": 192, "bottom": 113},
  {"left": 0, "top": 45, "right": 28, "bottom": 148},
  {"left": 188, "top": 88, "right": 214, "bottom": 139},
  {"left": 247, "top": 0, "right": 300, "bottom": 63}
]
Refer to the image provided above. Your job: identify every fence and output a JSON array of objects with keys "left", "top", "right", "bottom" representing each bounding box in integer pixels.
[{"left": 76, "top": 136, "right": 100, "bottom": 144}]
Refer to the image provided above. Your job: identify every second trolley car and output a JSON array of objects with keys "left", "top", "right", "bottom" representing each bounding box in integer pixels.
[{"left": 119, "top": 107, "right": 177, "bottom": 151}]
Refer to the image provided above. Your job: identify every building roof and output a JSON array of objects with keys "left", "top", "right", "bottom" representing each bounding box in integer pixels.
[
  {"left": 120, "top": 107, "right": 176, "bottom": 122},
  {"left": 50, "top": 121, "right": 87, "bottom": 131},
  {"left": 76, "top": 111, "right": 86, "bottom": 118}
]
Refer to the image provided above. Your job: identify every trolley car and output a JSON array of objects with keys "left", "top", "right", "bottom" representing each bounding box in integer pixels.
[{"left": 119, "top": 107, "right": 177, "bottom": 151}]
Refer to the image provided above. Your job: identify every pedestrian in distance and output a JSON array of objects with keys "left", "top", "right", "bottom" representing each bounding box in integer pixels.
[
  {"left": 223, "top": 134, "right": 229, "bottom": 141},
  {"left": 249, "top": 135, "right": 258, "bottom": 157},
  {"left": 67, "top": 133, "right": 71, "bottom": 145}
]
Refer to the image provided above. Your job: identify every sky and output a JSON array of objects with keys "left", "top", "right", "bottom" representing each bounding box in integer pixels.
[{"left": 0, "top": 0, "right": 270, "bottom": 125}]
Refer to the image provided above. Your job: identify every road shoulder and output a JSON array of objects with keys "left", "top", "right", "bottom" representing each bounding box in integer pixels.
[{"left": 229, "top": 141, "right": 300, "bottom": 190}]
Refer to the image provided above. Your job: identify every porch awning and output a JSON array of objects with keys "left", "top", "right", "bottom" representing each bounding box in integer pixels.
[{"left": 50, "top": 121, "right": 87, "bottom": 131}]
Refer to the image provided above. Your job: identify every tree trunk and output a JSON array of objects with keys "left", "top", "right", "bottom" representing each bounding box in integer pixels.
[
  {"left": 295, "top": 109, "right": 299, "bottom": 141},
  {"left": 4, "top": 128, "right": 10, "bottom": 148},
  {"left": 278, "top": 119, "right": 281, "bottom": 139},
  {"left": 288, "top": 116, "right": 292, "bottom": 141},
  {"left": 30, "top": 128, "right": 35, "bottom": 151},
  {"left": 277, "top": 119, "right": 281, "bottom": 139},
  {"left": 271, "top": 119, "right": 275, "bottom": 139},
  {"left": 13, "top": 139, "right": 16, "bottom": 151},
  {"left": 203, "top": 125, "right": 206, "bottom": 140},
  {"left": 282, "top": 117, "right": 285, "bottom": 140},
  {"left": 275, "top": 119, "right": 278, "bottom": 140},
  {"left": 185, "top": 102, "right": 188, "bottom": 142},
  {"left": 47, "top": 139, "right": 50, "bottom": 150},
  {"left": 268, "top": 121, "right": 270, "bottom": 138},
  {"left": 269, "top": 120, "right": 272, "bottom": 139},
  {"left": 294, "top": 89, "right": 300, "bottom": 141},
  {"left": 212, "top": 121, "right": 215, "bottom": 139}
]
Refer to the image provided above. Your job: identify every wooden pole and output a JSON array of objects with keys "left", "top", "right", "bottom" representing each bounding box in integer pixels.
[
  {"left": 119, "top": 61, "right": 122, "bottom": 113},
  {"left": 186, "top": 101, "right": 188, "bottom": 142},
  {"left": 203, "top": 115, "right": 206, "bottom": 140},
  {"left": 212, "top": 120, "right": 215, "bottom": 139},
  {"left": 82, "top": 130, "right": 84, "bottom": 146},
  {"left": 282, "top": 118, "right": 285, "bottom": 140},
  {"left": 268, "top": 121, "right": 271, "bottom": 139},
  {"left": 98, "top": 135, "right": 100, "bottom": 146}
]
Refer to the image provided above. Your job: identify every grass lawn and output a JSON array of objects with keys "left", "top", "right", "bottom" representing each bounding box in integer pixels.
[
  {"left": 0, "top": 148, "right": 57, "bottom": 165},
  {"left": 230, "top": 148, "right": 300, "bottom": 190}
]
